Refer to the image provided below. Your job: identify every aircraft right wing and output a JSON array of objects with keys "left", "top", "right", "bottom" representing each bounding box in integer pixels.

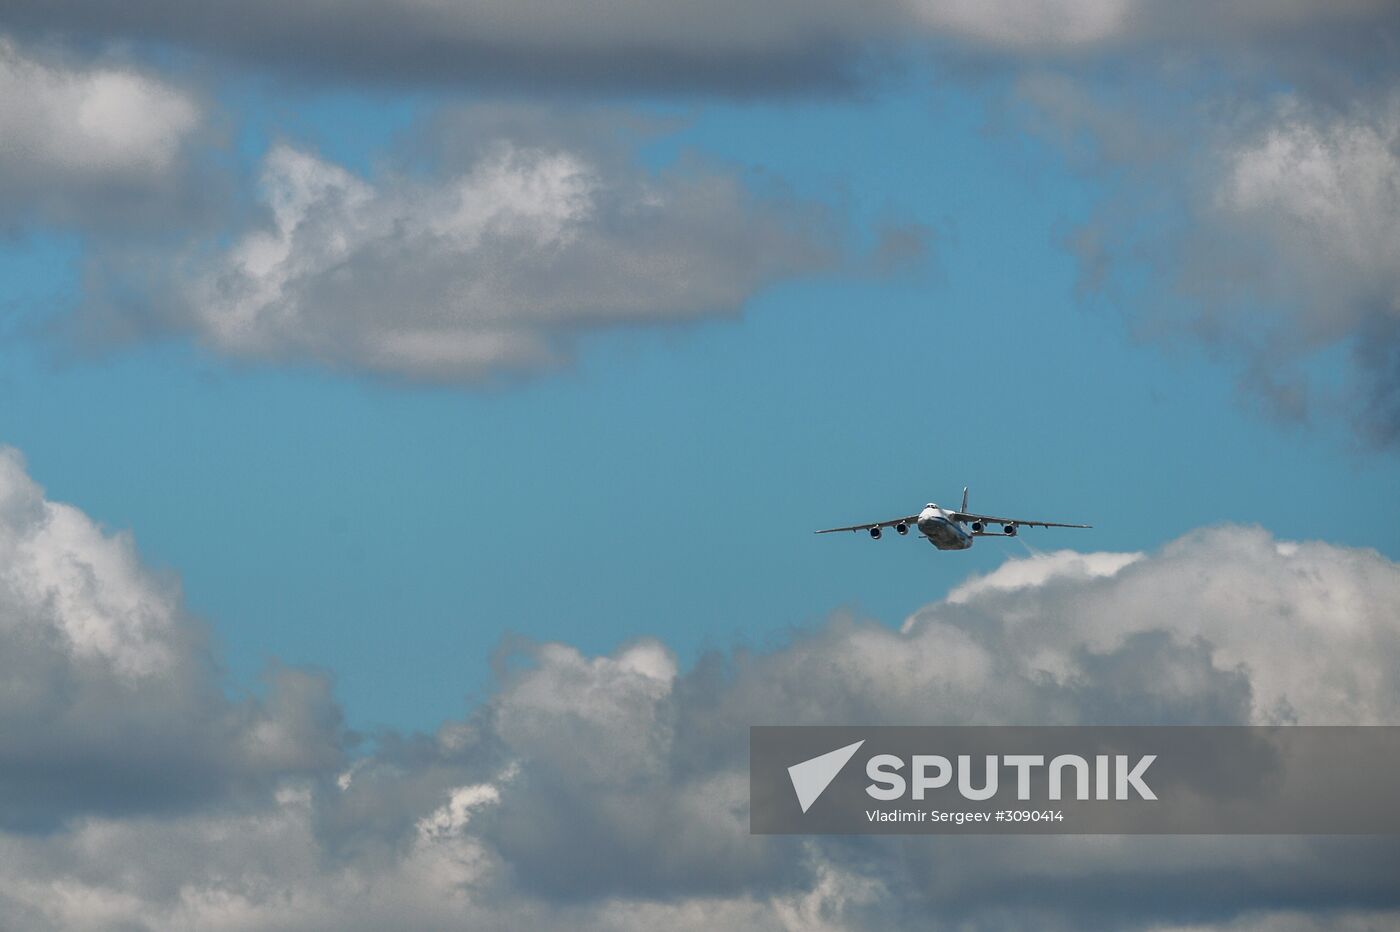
[
  {"left": 815, "top": 515, "right": 920, "bottom": 534},
  {"left": 949, "top": 511, "right": 1091, "bottom": 529}
]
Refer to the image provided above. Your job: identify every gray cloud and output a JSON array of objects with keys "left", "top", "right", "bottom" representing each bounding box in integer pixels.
[
  {"left": 0, "top": 37, "right": 220, "bottom": 232},
  {"left": 1198, "top": 93, "right": 1400, "bottom": 442},
  {"left": 71, "top": 107, "right": 845, "bottom": 382},
  {"left": 2, "top": 447, "right": 1398, "bottom": 929},
  {"left": 1011, "top": 53, "right": 1400, "bottom": 446},
  {"left": 2, "top": 1, "right": 1397, "bottom": 93}
]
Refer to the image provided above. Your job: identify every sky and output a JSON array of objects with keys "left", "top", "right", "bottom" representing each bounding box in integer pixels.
[{"left": 1, "top": 3, "right": 1399, "bottom": 930}]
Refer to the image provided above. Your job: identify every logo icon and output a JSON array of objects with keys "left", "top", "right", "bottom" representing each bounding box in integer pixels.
[{"left": 787, "top": 739, "right": 865, "bottom": 813}]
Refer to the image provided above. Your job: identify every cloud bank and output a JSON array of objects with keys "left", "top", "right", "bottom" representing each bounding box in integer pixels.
[
  {"left": 2, "top": 1, "right": 1395, "bottom": 92},
  {"left": 0, "top": 447, "right": 1397, "bottom": 929},
  {"left": 6, "top": 5, "right": 1398, "bottom": 432}
]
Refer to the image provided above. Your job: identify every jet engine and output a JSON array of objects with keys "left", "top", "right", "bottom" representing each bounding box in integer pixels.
[
  {"left": 869, "top": 526, "right": 882, "bottom": 540},
  {"left": 895, "top": 522, "right": 909, "bottom": 535},
  {"left": 970, "top": 521, "right": 984, "bottom": 533},
  {"left": 1003, "top": 524, "right": 1017, "bottom": 537}
]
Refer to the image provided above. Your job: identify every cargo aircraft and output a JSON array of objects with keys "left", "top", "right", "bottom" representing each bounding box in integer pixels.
[{"left": 816, "top": 488, "right": 1090, "bottom": 551}]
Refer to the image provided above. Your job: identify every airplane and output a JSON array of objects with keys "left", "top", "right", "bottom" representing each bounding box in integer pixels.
[{"left": 815, "top": 488, "right": 1090, "bottom": 551}]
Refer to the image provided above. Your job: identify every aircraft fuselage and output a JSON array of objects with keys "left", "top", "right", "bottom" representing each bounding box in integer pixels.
[{"left": 917, "top": 505, "right": 973, "bottom": 550}]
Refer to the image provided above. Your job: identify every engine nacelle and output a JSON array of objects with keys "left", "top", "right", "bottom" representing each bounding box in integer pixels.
[
  {"left": 970, "top": 521, "right": 984, "bottom": 533},
  {"left": 895, "top": 522, "right": 909, "bottom": 535},
  {"left": 1003, "top": 524, "right": 1017, "bottom": 537},
  {"left": 869, "top": 526, "right": 882, "bottom": 540}
]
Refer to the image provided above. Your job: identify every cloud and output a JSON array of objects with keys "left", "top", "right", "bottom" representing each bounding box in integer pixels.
[
  {"left": 2, "top": 1, "right": 1396, "bottom": 93},
  {"left": 0, "top": 447, "right": 344, "bottom": 831},
  {"left": 72, "top": 111, "right": 843, "bottom": 382},
  {"left": 1012, "top": 55, "right": 1400, "bottom": 445},
  {"left": 1201, "top": 96, "right": 1400, "bottom": 442},
  {"left": 0, "top": 37, "right": 213, "bottom": 230},
  {"left": 918, "top": 5, "right": 1400, "bottom": 449},
  {"left": 1, "top": 447, "right": 1398, "bottom": 929}
]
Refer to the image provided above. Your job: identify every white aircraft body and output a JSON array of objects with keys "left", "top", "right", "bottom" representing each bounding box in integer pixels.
[{"left": 816, "top": 488, "right": 1090, "bottom": 551}]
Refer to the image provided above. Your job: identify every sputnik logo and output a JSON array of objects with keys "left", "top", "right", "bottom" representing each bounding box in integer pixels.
[{"left": 787, "top": 740, "right": 865, "bottom": 813}]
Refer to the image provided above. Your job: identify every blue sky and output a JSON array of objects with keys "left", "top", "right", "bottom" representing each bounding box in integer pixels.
[{"left": 3, "top": 68, "right": 1397, "bottom": 732}]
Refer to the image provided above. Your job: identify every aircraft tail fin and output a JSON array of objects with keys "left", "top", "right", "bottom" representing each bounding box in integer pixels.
[{"left": 961, "top": 486, "right": 969, "bottom": 513}]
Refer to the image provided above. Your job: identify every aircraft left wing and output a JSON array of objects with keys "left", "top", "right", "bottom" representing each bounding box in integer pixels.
[
  {"left": 949, "top": 511, "right": 1091, "bottom": 529},
  {"left": 815, "top": 514, "right": 920, "bottom": 534}
]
